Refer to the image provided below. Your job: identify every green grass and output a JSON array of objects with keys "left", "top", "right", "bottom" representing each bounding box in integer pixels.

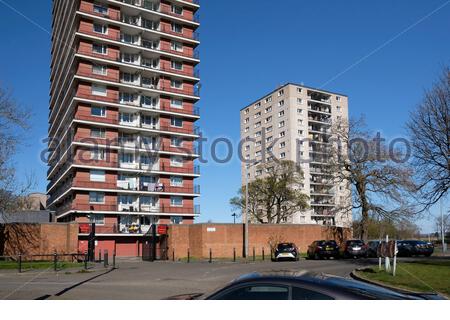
[
  {"left": 0, "top": 260, "right": 87, "bottom": 271},
  {"left": 356, "top": 259, "right": 450, "bottom": 297}
]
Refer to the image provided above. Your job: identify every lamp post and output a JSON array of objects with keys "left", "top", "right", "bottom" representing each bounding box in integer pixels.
[
  {"left": 231, "top": 212, "right": 237, "bottom": 224},
  {"left": 441, "top": 198, "right": 446, "bottom": 253},
  {"left": 244, "top": 162, "right": 258, "bottom": 258}
]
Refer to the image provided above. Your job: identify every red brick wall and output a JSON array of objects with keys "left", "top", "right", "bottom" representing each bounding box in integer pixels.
[
  {"left": 2, "top": 223, "right": 79, "bottom": 256},
  {"left": 167, "top": 224, "right": 352, "bottom": 259}
]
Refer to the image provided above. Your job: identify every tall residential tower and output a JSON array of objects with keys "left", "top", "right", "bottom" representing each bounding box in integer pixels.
[
  {"left": 48, "top": 0, "right": 201, "bottom": 256},
  {"left": 240, "top": 83, "right": 351, "bottom": 227}
]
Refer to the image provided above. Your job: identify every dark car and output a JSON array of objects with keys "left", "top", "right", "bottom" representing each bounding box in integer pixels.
[
  {"left": 274, "top": 243, "right": 299, "bottom": 261},
  {"left": 397, "top": 240, "right": 434, "bottom": 257},
  {"left": 167, "top": 271, "right": 446, "bottom": 300},
  {"left": 307, "top": 240, "right": 339, "bottom": 259},
  {"left": 340, "top": 240, "right": 368, "bottom": 258},
  {"left": 367, "top": 240, "right": 381, "bottom": 258}
]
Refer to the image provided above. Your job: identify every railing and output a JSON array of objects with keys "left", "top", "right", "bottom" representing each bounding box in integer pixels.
[{"left": 79, "top": 223, "right": 151, "bottom": 235}]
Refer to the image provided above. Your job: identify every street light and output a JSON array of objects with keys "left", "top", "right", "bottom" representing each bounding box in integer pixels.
[
  {"left": 244, "top": 161, "right": 258, "bottom": 258},
  {"left": 231, "top": 212, "right": 237, "bottom": 224}
]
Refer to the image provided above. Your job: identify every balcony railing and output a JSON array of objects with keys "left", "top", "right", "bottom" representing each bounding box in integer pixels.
[{"left": 79, "top": 223, "right": 151, "bottom": 235}]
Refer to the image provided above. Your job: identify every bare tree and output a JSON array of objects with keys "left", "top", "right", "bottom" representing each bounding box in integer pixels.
[
  {"left": 230, "top": 160, "right": 309, "bottom": 224},
  {"left": 407, "top": 67, "right": 450, "bottom": 207},
  {"left": 330, "top": 117, "right": 419, "bottom": 242},
  {"left": 0, "top": 86, "right": 31, "bottom": 218}
]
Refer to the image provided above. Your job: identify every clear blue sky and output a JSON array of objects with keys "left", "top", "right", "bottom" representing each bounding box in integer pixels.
[{"left": 0, "top": 0, "right": 449, "bottom": 233}]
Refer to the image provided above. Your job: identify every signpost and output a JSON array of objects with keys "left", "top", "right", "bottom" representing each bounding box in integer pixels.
[{"left": 376, "top": 236, "right": 398, "bottom": 276}]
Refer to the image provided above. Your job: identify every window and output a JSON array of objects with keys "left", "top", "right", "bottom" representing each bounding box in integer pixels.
[
  {"left": 171, "top": 216, "right": 183, "bottom": 224},
  {"left": 171, "top": 41, "right": 183, "bottom": 52},
  {"left": 265, "top": 116, "right": 272, "bottom": 123},
  {"left": 298, "top": 119, "right": 303, "bottom": 125},
  {"left": 141, "top": 155, "right": 154, "bottom": 165},
  {"left": 265, "top": 106, "right": 272, "bottom": 113},
  {"left": 244, "top": 127, "right": 249, "bottom": 133},
  {"left": 279, "top": 142, "right": 286, "bottom": 148},
  {"left": 278, "top": 100, "right": 285, "bottom": 107},
  {"left": 120, "top": 92, "right": 136, "bottom": 104},
  {"left": 278, "top": 89, "right": 284, "bottom": 96},
  {"left": 279, "top": 121, "right": 285, "bottom": 128},
  {"left": 297, "top": 108, "right": 303, "bottom": 114},
  {"left": 90, "top": 128, "right": 105, "bottom": 138},
  {"left": 280, "top": 152, "right": 286, "bottom": 159},
  {"left": 89, "top": 192, "right": 105, "bottom": 204},
  {"left": 244, "top": 108, "right": 249, "bottom": 114},
  {"left": 91, "top": 148, "right": 105, "bottom": 160},
  {"left": 255, "top": 151, "right": 261, "bottom": 157},
  {"left": 337, "top": 106, "right": 342, "bottom": 112},
  {"left": 142, "top": 115, "right": 157, "bottom": 128},
  {"left": 297, "top": 87, "right": 303, "bottom": 93},
  {"left": 298, "top": 130, "right": 304, "bottom": 136},
  {"left": 266, "top": 136, "right": 273, "bottom": 143},
  {"left": 171, "top": 60, "right": 183, "bottom": 70},
  {"left": 171, "top": 79, "right": 183, "bottom": 89},
  {"left": 297, "top": 98, "right": 303, "bottom": 105},
  {"left": 171, "top": 156, "right": 184, "bottom": 167},
  {"left": 89, "top": 214, "right": 105, "bottom": 225},
  {"left": 217, "top": 285, "right": 289, "bottom": 300},
  {"left": 171, "top": 98, "right": 183, "bottom": 109},
  {"left": 122, "top": 72, "right": 135, "bottom": 83},
  {"left": 171, "top": 196, "right": 183, "bottom": 207},
  {"left": 171, "top": 117, "right": 183, "bottom": 127},
  {"left": 279, "top": 131, "right": 285, "bottom": 138},
  {"left": 266, "top": 126, "right": 273, "bottom": 133},
  {"left": 122, "top": 53, "right": 137, "bottom": 64},
  {"left": 120, "top": 113, "right": 135, "bottom": 124},
  {"left": 120, "top": 153, "right": 134, "bottom": 163},
  {"left": 255, "top": 141, "right": 262, "bottom": 147},
  {"left": 292, "top": 287, "right": 334, "bottom": 300},
  {"left": 254, "top": 112, "right": 261, "bottom": 119},
  {"left": 254, "top": 131, "right": 261, "bottom": 138},
  {"left": 168, "top": 138, "right": 183, "bottom": 149},
  {"left": 254, "top": 122, "right": 261, "bottom": 128},
  {"left": 93, "top": 4, "right": 108, "bottom": 15},
  {"left": 141, "top": 196, "right": 157, "bottom": 206},
  {"left": 244, "top": 118, "right": 249, "bottom": 124},
  {"left": 118, "top": 195, "right": 135, "bottom": 205},
  {"left": 245, "top": 145, "right": 250, "bottom": 151},
  {"left": 92, "top": 43, "right": 107, "bottom": 55},
  {"left": 255, "top": 170, "right": 262, "bottom": 177},
  {"left": 90, "top": 170, "right": 105, "bottom": 182},
  {"left": 93, "top": 23, "right": 107, "bottom": 34},
  {"left": 336, "top": 96, "right": 341, "bottom": 102},
  {"left": 171, "top": 5, "right": 183, "bottom": 15},
  {"left": 170, "top": 176, "right": 183, "bottom": 187},
  {"left": 265, "top": 96, "right": 272, "bottom": 103},
  {"left": 278, "top": 110, "right": 285, "bottom": 117},
  {"left": 172, "top": 23, "right": 183, "bottom": 33},
  {"left": 91, "top": 106, "right": 106, "bottom": 117},
  {"left": 92, "top": 84, "right": 107, "bottom": 97},
  {"left": 254, "top": 102, "right": 261, "bottom": 109},
  {"left": 92, "top": 64, "right": 107, "bottom": 75}
]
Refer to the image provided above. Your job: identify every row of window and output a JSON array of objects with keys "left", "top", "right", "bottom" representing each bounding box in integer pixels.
[
  {"left": 89, "top": 106, "right": 186, "bottom": 127},
  {"left": 89, "top": 169, "right": 184, "bottom": 186},
  {"left": 89, "top": 191, "right": 185, "bottom": 207}
]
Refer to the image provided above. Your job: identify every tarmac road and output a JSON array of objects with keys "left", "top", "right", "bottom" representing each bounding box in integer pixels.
[{"left": 0, "top": 258, "right": 373, "bottom": 300}]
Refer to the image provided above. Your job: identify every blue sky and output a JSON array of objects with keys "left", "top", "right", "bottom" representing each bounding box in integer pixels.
[{"left": 0, "top": 0, "right": 449, "bottom": 232}]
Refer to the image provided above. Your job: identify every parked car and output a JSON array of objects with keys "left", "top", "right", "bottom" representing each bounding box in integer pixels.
[
  {"left": 397, "top": 240, "right": 434, "bottom": 257},
  {"left": 340, "top": 240, "right": 368, "bottom": 258},
  {"left": 167, "top": 271, "right": 446, "bottom": 300},
  {"left": 307, "top": 240, "right": 339, "bottom": 259},
  {"left": 367, "top": 240, "right": 381, "bottom": 258},
  {"left": 273, "top": 243, "right": 300, "bottom": 261}
]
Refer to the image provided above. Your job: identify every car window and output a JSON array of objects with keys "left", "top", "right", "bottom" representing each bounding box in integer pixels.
[
  {"left": 218, "top": 285, "right": 289, "bottom": 300},
  {"left": 292, "top": 286, "right": 334, "bottom": 300}
]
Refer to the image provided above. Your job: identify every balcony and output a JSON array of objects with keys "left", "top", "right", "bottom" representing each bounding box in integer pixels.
[{"left": 78, "top": 223, "right": 151, "bottom": 235}]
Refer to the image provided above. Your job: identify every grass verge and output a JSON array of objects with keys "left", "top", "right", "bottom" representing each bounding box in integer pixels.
[
  {"left": 355, "top": 259, "right": 450, "bottom": 297},
  {"left": 0, "top": 261, "right": 87, "bottom": 270}
]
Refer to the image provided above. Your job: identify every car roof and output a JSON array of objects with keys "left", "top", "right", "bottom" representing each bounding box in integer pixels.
[{"left": 222, "top": 272, "right": 432, "bottom": 300}]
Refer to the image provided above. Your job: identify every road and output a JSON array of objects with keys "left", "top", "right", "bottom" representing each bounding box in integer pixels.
[{"left": 0, "top": 258, "right": 374, "bottom": 300}]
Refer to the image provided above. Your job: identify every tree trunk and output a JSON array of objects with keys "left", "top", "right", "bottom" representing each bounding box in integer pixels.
[{"left": 356, "top": 178, "right": 370, "bottom": 242}]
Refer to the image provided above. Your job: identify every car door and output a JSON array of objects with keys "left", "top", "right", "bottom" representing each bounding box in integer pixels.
[{"left": 291, "top": 286, "right": 335, "bottom": 300}]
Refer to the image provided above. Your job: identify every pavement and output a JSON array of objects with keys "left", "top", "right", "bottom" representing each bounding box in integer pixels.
[{"left": 0, "top": 257, "right": 375, "bottom": 300}]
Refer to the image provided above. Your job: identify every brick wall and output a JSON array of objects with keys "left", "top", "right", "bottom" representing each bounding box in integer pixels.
[
  {"left": 167, "top": 224, "right": 352, "bottom": 259},
  {"left": 0, "top": 223, "right": 79, "bottom": 256}
]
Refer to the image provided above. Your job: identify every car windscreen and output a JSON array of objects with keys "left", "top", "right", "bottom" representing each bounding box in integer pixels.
[
  {"left": 347, "top": 241, "right": 364, "bottom": 246},
  {"left": 277, "top": 243, "right": 294, "bottom": 249},
  {"left": 318, "top": 241, "right": 337, "bottom": 246}
]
